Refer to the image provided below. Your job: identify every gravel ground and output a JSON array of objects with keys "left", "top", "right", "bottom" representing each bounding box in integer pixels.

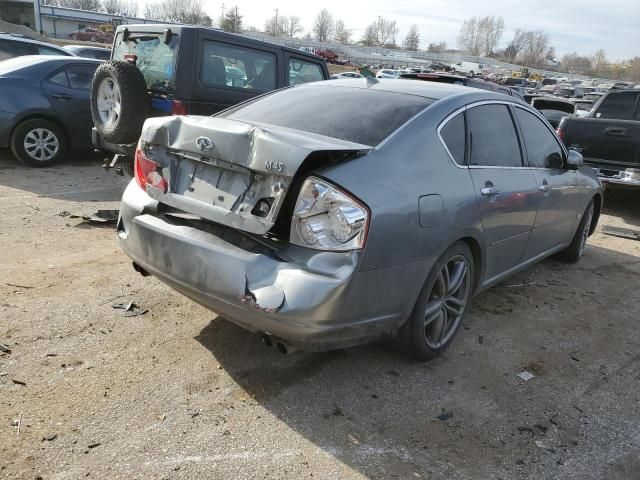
[{"left": 1, "top": 151, "right": 639, "bottom": 480}]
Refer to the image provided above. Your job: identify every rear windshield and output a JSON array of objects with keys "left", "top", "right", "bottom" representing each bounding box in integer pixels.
[
  {"left": 222, "top": 85, "right": 434, "bottom": 146},
  {"left": 113, "top": 32, "right": 178, "bottom": 93}
]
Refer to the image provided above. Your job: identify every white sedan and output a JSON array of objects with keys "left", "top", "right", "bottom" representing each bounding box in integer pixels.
[{"left": 330, "top": 71, "right": 364, "bottom": 79}]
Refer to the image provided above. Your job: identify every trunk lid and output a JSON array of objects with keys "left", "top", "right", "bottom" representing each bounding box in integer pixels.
[{"left": 139, "top": 115, "right": 371, "bottom": 234}]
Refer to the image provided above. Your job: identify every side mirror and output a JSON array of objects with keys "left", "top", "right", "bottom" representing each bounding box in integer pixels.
[{"left": 566, "top": 150, "right": 584, "bottom": 168}]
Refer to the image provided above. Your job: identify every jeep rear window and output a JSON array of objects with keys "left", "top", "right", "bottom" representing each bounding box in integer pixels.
[
  {"left": 222, "top": 85, "right": 434, "bottom": 146},
  {"left": 112, "top": 33, "right": 178, "bottom": 93}
]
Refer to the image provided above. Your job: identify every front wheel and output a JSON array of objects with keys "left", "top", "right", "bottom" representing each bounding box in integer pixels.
[
  {"left": 10, "top": 119, "right": 67, "bottom": 167},
  {"left": 396, "top": 241, "right": 474, "bottom": 360}
]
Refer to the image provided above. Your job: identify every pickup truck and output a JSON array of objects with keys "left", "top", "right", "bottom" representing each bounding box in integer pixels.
[{"left": 557, "top": 89, "right": 640, "bottom": 187}]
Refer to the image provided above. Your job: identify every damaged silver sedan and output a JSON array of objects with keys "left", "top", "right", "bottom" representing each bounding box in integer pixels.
[{"left": 118, "top": 79, "right": 602, "bottom": 359}]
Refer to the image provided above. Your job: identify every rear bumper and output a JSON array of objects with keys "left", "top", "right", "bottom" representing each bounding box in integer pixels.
[
  {"left": 0, "top": 111, "right": 17, "bottom": 148},
  {"left": 117, "top": 181, "right": 429, "bottom": 351},
  {"left": 590, "top": 166, "right": 640, "bottom": 187},
  {"left": 92, "top": 128, "right": 136, "bottom": 158}
]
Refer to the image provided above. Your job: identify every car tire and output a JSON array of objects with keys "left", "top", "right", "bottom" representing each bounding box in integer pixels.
[
  {"left": 10, "top": 119, "right": 67, "bottom": 167},
  {"left": 91, "top": 60, "right": 149, "bottom": 145},
  {"left": 555, "top": 199, "right": 595, "bottom": 264},
  {"left": 395, "top": 241, "right": 474, "bottom": 361}
]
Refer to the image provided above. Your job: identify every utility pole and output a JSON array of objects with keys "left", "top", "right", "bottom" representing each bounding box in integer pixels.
[
  {"left": 33, "top": 0, "right": 42, "bottom": 34},
  {"left": 220, "top": 3, "right": 225, "bottom": 28},
  {"left": 234, "top": 5, "right": 238, "bottom": 33},
  {"left": 274, "top": 8, "right": 278, "bottom": 38}
]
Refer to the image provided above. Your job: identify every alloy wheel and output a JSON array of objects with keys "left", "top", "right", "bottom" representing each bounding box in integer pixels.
[
  {"left": 96, "top": 77, "right": 121, "bottom": 125},
  {"left": 424, "top": 254, "right": 471, "bottom": 349},
  {"left": 579, "top": 204, "right": 594, "bottom": 256},
  {"left": 23, "top": 128, "right": 59, "bottom": 162}
]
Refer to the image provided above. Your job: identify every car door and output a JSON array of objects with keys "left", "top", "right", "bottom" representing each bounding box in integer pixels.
[
  {"left": 466, "top": 103, "right": 539, "bottom": 281},
  {"left": 513, "top": 106, "right": 580, "bottom": 258},
  {"left": 41, "top": 64, "right": 98, "bottom": 148}
]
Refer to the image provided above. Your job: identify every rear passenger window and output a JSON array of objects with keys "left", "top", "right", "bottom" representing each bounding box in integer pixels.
[
  {"left": 201, "top": 41, "right": 275, "bottom": 91},
  {"left": 0, "top": 39, "right": 34, "bottom": 60},
  {"left": 66, "top": 65, "right": 98, "bottom": 90},
  {"left": 467, "top": 104, "right": 522, "bottom": 167},
  {"left": 595, "top": 92, "right": 638, "bottom": 120},
  {"left": 38, "top": 46, "right": 64, "bottom": 56},
  {"left": 47, "top": 69, "right": 69, "bottom": 87},
  {"left": 440, "top": 112, "right": 465, "bottom": 164},
  {"left": 289, "top": 59, "right": 324, "bottom": 86},
  {"left": 514, "top": 108, "right": 564, "bottom": 168}
]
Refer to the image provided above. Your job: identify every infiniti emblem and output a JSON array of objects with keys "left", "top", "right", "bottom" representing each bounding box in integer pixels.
[{"left": 196, "top": 136, "right": 214, "bottom": 152}]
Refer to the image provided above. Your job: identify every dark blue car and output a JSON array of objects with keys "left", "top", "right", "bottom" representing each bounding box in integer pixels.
[{"left": 0, "top": 55, "right": 101, "bottom": 166}]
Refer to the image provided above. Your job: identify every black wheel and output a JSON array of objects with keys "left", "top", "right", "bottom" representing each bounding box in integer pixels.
[
  {"left": 396, "top": 241, "right": 473, "bottom": 360},
  {"left": 10, "top": 119, "right": 67, "bottom": 167},
  {"left": 91, "top": 60, "right": 148, "bottom": 144},
  {"left": 555, "top": 200, "right": 595, "bottom": 263}
]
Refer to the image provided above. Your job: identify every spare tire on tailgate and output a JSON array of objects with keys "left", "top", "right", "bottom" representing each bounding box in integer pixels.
[{"left": 91, "top": 60, "right": 149, "bottom": 144}]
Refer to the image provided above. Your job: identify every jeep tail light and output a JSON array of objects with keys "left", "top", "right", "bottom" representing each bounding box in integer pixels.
[
  {"left": 123, "top": 54, "right": 137, "bottom": 63},
  {"left": 290, "top": 177, "right": 369, "bottom": 251},
  {"left": 556, "top": 126, "right": 564, "bottom": 141},
  {"left": 135, "top": 146, "right": 167, "bottom": 193},
  {"left": 171, "top": 100, "right": 187, "bottom": 115}
]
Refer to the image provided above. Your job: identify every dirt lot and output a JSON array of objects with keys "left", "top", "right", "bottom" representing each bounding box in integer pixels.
[{"left": 1, "top": 151, "right": 639, "bottom": 479}]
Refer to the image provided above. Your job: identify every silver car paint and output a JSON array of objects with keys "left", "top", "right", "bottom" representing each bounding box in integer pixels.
[{"left": 118, "top": 83, "right": 602, "bottom": 351}]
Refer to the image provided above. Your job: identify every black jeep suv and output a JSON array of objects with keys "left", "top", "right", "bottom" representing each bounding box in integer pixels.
[{"left": 90, "top": 24, "right": 330, "bottom": 169}]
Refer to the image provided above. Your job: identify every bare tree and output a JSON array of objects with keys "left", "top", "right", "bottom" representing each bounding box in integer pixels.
[
  {"left": 286, "top": 16, "right": 303, "bottom": 37},
  {"left": 312, "top": 9, "right": 334, "bottom": 42},
  {"left": 458, "top": 16, "right": 503, "bottom": 56},
  {"left": 264, "top": 14, "right": 287, "bottom": 36},
  {"left": 333, "top": 20, "right": 352, "bottom": 44},
  {"left": 403, "top": 25, "right": 420, "bottom": 51},
  {"left": 50, "top": 0, "right": 101, "bottom": 10},
  {"left": 361, "top": 17, "right": 398, "bottom": 47},
  {"left": 591, "top": 49, "right": 608, "bottom": 74},
  {"left": 427, "top": 41, "right": 447, "bottom": 53},
  {"left": 220, "top": 6, "right": 242, "bottom": 33},
  {"left": 144, "top": 0, "right": 211, "bottom": 25},
  {"left": 519, "top": 30, "right": 552, "bottom": 68},
  {"left": 102, "top": 0, "right": 137, "bottom": 15},
  {"left": 504, "top": 29, "right": 527, "bottom": 61},
  {"left": 361, "top": 23, "right": 378, "bottom": 46}
]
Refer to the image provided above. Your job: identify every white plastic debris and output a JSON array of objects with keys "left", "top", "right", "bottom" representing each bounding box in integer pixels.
[{"left": 517, "top": 371, "right": 536, "bottom": 381}]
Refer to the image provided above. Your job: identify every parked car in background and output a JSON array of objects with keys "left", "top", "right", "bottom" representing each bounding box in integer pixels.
[
  {"left": 558, "top": 89, "right": 640, "bottom": 187},
  {"left": 429, "top": 61, "right": 453, "bottom": 72},
  {"left": 299, "top": 46, "right": 317, "bottom": 55},
  {"left": 330, "top": 71, "right": 364, "bottom": 79},
  {"left": 399, "top": 72, "right": 524, "bottom": 100},
  {"left": 69, "top": 28, "right": 113, "bottom": 43},
  {"left": 90, "top": 24, "right": 330, "bottom": 172},
  {"left": 119, "top": 79, "right": 601, "bottom": 359},
  {"left": 315, "top": 48, "right": 338, "bottom": 62},
  {"left": 503, "top": 77, "right": 527, "bottom": 87},
  {"left": 62, "top": 45, "right": 111, "bottom": 60},
  {"left": 0, "top": 33, "right": 71, "bottom": 61},
  {"left": 528, "top": 96, "right": 576, "bottom": 128},
  {"left": 451, "top": 61, "right": 486, "bottom": 76},
  {"left": 0, "top": 55, "right": 101, "bottom": 166},
  {"left": 376, "top": 69, "right": 399, "bottom": 78}
]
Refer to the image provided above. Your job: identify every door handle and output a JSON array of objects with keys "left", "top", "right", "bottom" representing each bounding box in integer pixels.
[
  {"left": 51, "top": 93, "right": 72, "bottom": 100},
  {"left": 480, "top": 187, "right": 500, "bottom": 196},
  {"left": 539, "top": 184, "right": 551, "bottom": 192},
  {"left": 604, "top": 127, "right": 628, "bottom": 137}
]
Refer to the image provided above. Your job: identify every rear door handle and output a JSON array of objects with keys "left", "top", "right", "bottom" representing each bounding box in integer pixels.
[
  {"left": 604, "top": 127, "right": 628, "bottom": 137},
  {"left": 51, "top": 93, "right": 72, "bottom": 100},
  {"left": 480, "top": 187, "right": 500, "bottom": 196}
]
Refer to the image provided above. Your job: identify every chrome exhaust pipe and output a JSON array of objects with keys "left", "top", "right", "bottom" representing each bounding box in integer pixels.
[
  {"left": 276, "top": 341, "right": 298, "bottom": 355},
  {"left": 262, "top": 333, "right": 273, "bottom": 347}
]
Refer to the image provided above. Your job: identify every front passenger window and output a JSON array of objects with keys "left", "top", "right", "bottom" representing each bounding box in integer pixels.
[
  {"left": 514, "top": 108, "right": 565, "bottom": 168},
  {"left": 467, "top": 104, "right": 522, "bottom": 167}
]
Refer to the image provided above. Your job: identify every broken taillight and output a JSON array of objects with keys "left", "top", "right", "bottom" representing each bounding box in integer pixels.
[{"left": 134, "top": 146, "right": 167, "bottom": 193}]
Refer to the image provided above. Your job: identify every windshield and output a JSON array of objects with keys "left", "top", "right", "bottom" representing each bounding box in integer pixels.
[
  {"left": 221, "top": 85, "right": 434, "bottom": 147},
  {"left": 112, "top": 32, "right": 179, "bottom": 93}
]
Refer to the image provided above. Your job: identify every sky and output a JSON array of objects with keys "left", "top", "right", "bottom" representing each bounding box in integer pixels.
[{"left": 152, "top": 0, "right": 638, "bottom": 60}]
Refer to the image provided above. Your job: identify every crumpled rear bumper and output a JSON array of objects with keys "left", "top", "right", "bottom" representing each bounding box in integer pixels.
[{"left": 117, "top": 181, "right": 430, "bottom": 351}]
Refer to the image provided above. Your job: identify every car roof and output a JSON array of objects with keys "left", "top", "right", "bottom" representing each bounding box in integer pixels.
[
  {"left": 299, "top": 78, "right": 511, "bottom": 101},
  {"left": 0, "top": 33, "right": 67, "bottom": 50},
  {"left": 116, "top": 23, "right": 323, "bottom": 61},
  {"left": 63, "top": 45, "right": 110, "bottom": 52}
]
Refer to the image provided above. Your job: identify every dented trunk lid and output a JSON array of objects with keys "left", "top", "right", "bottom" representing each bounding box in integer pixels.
[{"left": 139, "top": 115, "right": 371, "bottom": 234}]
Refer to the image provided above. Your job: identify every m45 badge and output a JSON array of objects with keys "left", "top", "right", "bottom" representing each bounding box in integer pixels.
[{"left": 265, "top": 161, "right": 285, "bottom": 173}]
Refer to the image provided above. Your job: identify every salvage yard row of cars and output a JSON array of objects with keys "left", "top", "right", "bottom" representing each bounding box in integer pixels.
[{"left": 0, "top": 23, "right": 635, "bottom": 358}]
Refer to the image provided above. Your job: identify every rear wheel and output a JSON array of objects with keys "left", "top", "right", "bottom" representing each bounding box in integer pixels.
[
  {"left": 10, "top": 119, "right": 67, "bottom": 167},
  {"left": 555, "top": 200, "right": 595, "bottom": 263},
  {"left": 396, "top": 241, "right": 473, "bottom": 360}
]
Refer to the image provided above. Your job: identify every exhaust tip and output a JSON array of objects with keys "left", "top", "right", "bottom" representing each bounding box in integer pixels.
[
  {"left": 132, "top": 262, "right": 150, "bottom": 277},
  {"left": 262, "top": 334, "right": 273, "bottom": 347},
  {"left": 276, "top": 342, "right": 288, "bottom": 355}
]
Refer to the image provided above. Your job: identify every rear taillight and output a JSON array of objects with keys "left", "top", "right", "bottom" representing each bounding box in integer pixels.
[
  {"left": 123, "top": 54, "right": 137, "bottom": 64},
  {"left": 171, "top": 100, "right": 187, "bottom": 115},
  {"left": 134, "top": 147, "right": 167, "bottom": 193},
  {"left": 556, "top": 126, "right": 564, "bottom": 141}
]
